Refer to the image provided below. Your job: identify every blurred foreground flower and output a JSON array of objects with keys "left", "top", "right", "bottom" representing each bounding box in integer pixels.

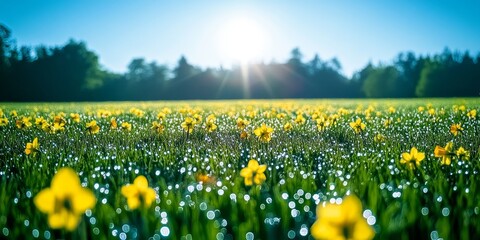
[
  {"left": 400, "top": 147, "right": 425, "bottom": 169},
  {"left": 254, "top": 123, "right": 273, "bottom": 143},
  {"left": 0, "top": 117, "right": 8, "bottom": 127},
  {"left": 34, "top": 168, "right": 96, "bottom": 231},
  {"left": 311, "top": 195, "right": 374, "bottom": 240},
  {"left": 121, "top": 176, "right": 156, "bottom": 210},
  {"left": 25, "top": 137, "right": 40, "bottom": 156},
  {"left": 240, "top": 159, "right": 267, "bottom": 186}
]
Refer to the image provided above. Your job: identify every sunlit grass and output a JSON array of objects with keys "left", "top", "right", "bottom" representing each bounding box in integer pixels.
[{"left": 0, "top": 98, "right": 479, "bottom": 239}]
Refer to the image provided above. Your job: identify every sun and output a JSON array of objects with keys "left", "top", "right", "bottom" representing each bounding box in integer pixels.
[{"left": 218, "top": 18, "right": 266, "bottom": 64}]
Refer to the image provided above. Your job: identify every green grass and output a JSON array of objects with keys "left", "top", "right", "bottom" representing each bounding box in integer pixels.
[{"left": 0, "top": 98, "right": 479, "bottom": 240}]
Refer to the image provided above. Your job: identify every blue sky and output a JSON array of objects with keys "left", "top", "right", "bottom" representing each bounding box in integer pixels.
[{"left": 1, "top": 0, "right": 480, "bottom": 77}]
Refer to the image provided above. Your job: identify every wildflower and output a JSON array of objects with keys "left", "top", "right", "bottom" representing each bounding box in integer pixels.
[
  {"left": 25, "top": 137, "right": 40, "bottom": 156},
  {"left": 157, "top": 112, "right": 166, "bottom": 121},
  {"left": 294, "top": 114, "right": 306, "bottom": 125},
  {"left": 196, "top": 173, "right": 216, "bottom": 184},
  {"left": 70, "top": 113, "right": 80, "bottom": 123},
  {"left": 236, "top": 118, "right": 250, "bottom": 130},
  {"left": 16, "top": 116, "right": 32, "bottom": 129},
  {"left": 383, "top": 118, "right": 392, "bottom": 128},
  {"left": 311, "top": 195, "right": 375, "bottom": 240},
  {"left": 130, "top": 108, "right": 144, "bottom": 117},
  {"left": 86, "top": 120, "right": 100, "bottom": 134},
  {"left": 240, "top": 159, "right": 267, "bottom": 186},
  {"left": 253, "top": 123, "right": 274, "bottom": 143},
  {"left": 284, "top": 122, "right": 293, "bottom": 132},
  {"left": 276, "top": 113, "right": 286, "bottom": 119},
  {"left": 374, "top": 133, "right": 385, "bottom": 143},
  {"left": 434, "top": 142, "right": 454, "bottom": 165},
  {"left": 467, "top": 109, "right": 476, "bottom": 119},
  {"left": 450, "top": 123, "right": 463, "bottom": 136},
  {"left": 388, "top": 106, "right": 396, "bottom": 114},
  {"left": 205, "top": 119, "right": 217, "bottom": 132},
  {"left": 110, "top": 118, "right": 117, "bottom": 129},
  {"left": 34, "top": 168, "right": 96, "bottom": 231},
  {"left": 121, "top": 122, "right": 132, "bottom": 131},
  {"left": 418, "top": 106, "right": 425, "bottom": 112},
  {"left": 456, "top": 147, "right": 470, "bottom": 160},
  {"left": 206, "top": 114, "right": 216, "bottom": 122},
  {"left": 41, "top": 122, "right": 53, "bottom": 133},
  {"left": 35, "top": 117, "right": 46, "bottom": 126},
  {"left": 316, "top": 117, "right": 330, "bottom": 131},
  {"left": 240, "top": 130, "right": 249, "bottom": 139},
  {"left": 181, "top": 117, "right": 196, "bottom": 133},
  {"left": 121, "top": 176, "right": 156, "bottom": 210},
  {"left": 428, "top": 108, "right": 435, "bottom": 116},
  {"left": 400, "top": 147, "right": 425, "bottom": 169},
  {"left": 53, "top": 116, "right": 66, "bottom": 132},
  {"left": 193, "top": 113, "right": 203, "bottom": 123},
  {"left": 151, "top": 121, "right": 165, "bottom": 133},
  {"left": 0, "top": 117, "right": 8, "bottom": 127},
  {"left": 349, "top": 118, "right": 366, "bottom": 134},
  {"left": 10, "top": 110, "right": 17, "bottom": 117}
]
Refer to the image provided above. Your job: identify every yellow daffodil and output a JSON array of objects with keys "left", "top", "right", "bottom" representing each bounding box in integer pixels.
[
  {"left": 400, "top": 147, "right": 425, "bottom": 169},
  {"left": 181, "top": 117, "right": 196, "bottom": 133},
  {"left": 311, "top": 195, "right": 375, "bottom": 240},
  {"left": 349, "top": 118, "right": 366, "bottom": 134},
  {"left": 236, "top": 118, "right": 250, "bottom": 130},
  {"left": 16, "top": 116, "right": 32, "bottom": 129},
  {"left": 0, "top": 117, "right": 8, "bottom": 127},
  {"left": 34, "top": 168, "right": 96, "bottom": 231},
  {"left": 157, "top": 112, "right": 166, "bottom": 121},
  {"left": 294, "top": 114, "right": 306, "bottom": 125},
  {"left": 121, "top": 122, "right": 132, "bottom": 131},
  {"left": 456, "top": 147, "right": 470, "bottom": 160},
  {"left": 374, "top": 133, "right": 385, "bottom": 143},
  {"left": 110, "top": 118, "right": 117, "bottom": 129},
  {"left": 240, "top": 159, "right": 267, "bottom": 186},
  {"left": 10, "top": 110, "right": 17, "bottom": 117},
  {"left": 240, "top": 130, "right": 249, "bottom": 139},
  {"left": 70, "top": 113, "right": 80, "bottom": 123},
  {"left": 86, "top": 120, "right": 100, "bottom": 134},
  {"left": 193, "top": 113, "right": 203, "bottom": 123},
  {"left": 205, "top": 119, "right": 217, "bottom": 132},
  {"left": 25, "top": 137, "right": 40, "bottom": 156},
  {"left": 316, "top": 117, "right": 330, "bottom": 131},
  {"left": 151, "top": 121, "right": 165, "bottom": 133},
  {"left": 121, "top": 176, "right": 156, "bottom": 210},
  {"left": 253, "top": 123, "right": 274, "bottom": 143},
  {"left": 467, "top": 109, "right": 476, "bottom": 119},
  {"left": 450, "top": 123, "right": 463, "bottom": 136},
  {"left": 284, "top": 122, "right": 293, "bottom": 132},
  {"left": 434, "top": 142, "right": 454, "bottom": 165}
]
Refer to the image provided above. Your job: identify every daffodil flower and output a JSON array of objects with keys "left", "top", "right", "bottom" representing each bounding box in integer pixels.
[
  {"left": 349, "top": 118, "right": 366, "bottom": 134},
  {"left": 34, "top": 168, "right": 96, "bottom": 231},
  {"left": 25, "top": 137, "right": 40, "bottom": 156},
  {"left": 400, "top": 147, "right": 425, "bottom": 169},
  {"left": 434, "top": 142, "right": 454, "bottom": 165},
  {"left": 240, "top": 159, "right": 267, "bottom": 186},
  {"left": 253, "top": 123, "right": 273, "bottom": 143},
  {"left": 121, "top": 176, "right": 156, "bottom": 210},
  {"left": 311, "top": 195, "right": 375, "bottom": 240}
]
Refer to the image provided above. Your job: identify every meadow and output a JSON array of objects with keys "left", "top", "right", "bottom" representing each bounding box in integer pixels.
[{"left": 0, "top": 99, "right": 479, "bottom": 240}]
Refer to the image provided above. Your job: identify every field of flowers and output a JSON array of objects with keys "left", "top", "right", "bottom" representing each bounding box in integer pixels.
[{"left": 0, "top": 99, "right": 479, "bottom": 240}]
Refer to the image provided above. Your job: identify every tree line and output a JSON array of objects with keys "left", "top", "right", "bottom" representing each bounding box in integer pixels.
[{"left": 1, "top": 24, "right": 479, "bottom": 101}]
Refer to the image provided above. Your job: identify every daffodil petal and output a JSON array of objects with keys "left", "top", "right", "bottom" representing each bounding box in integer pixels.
[
  {"left": 48, "top": 209, "right": 68, "bottom": 229},
  {"left": 72, "top": 188, "right": 96, "bottom": 213},
  {"left": 240, "top": 168, "right": 252, "bottom": 178},
  {"left": 257, "top": 164, "right": 267, "bottom": 173},
  {"left": 65, "top": 213, "right": 82, "bottom": 231},
  {"left": 51, "top": 168, "right": 81, "bottom": 198},
  {"left": 34, "top": 188, "right": 55, "bottom": 213},
  {"left": 244, "top": 177, "right": 253, "bottom": 186},
  {"left": 127, "top": 196, "right": 140, "bottom": 210},
  {"left": 247, "top": 160, "right": 259, "bottom": 170},
  {"left": 133, "top": 175, "right": 149, "bottom": 189},
  {"left": 121, "top": 185, "right": 138, "bottom": 198}
]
